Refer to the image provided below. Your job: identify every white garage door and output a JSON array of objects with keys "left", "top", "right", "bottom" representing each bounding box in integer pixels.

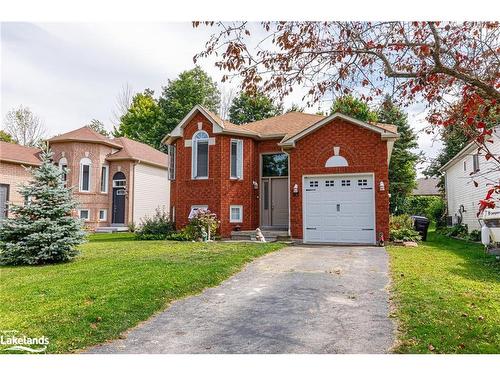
[{"left": 303, "top": 175, "right": 376, "bottom": 244}]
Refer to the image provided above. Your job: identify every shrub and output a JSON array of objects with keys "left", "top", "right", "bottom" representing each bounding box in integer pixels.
[
  {"left": 427, "top": 197, "right": 446, "bottom": 227},
  {"left": 468, "top": 229, "right": 481, "bottom": 242},
  {"left": 135, "top": 207, "right": 175, "bottom": 240},
  {"left": 389, "top": 214, "right": 422, "bottom": 242},
  {"left": 400, "top": 195, "right": 442, "bottom": 216},
  {"left": 438, "top": 224, "right": 480, "bottom": 242},
  {"left": 185, "top": 209, "right": 219, "bottom": 241}
]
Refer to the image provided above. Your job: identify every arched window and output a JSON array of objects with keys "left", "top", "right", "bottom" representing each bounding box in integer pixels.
[
  {"left": 325, "top": 146, "right": 349, "bottom": 167},
  {"left": 79, "top": 157, "right": 92, "bottom": 192},
  {"left": 59, "top": 157, "right": 68, "bottom": 185},
  {"left": 192, "top": 130, "right": 209, "bottom": 179}
]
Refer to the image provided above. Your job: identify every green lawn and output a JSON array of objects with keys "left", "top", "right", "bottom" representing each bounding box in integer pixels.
[
  {"left": 388, "top": 230, "right": 500, "bottom": 353},
  {"left": 0, "top": 234, "right": 285, "bottom": 353}
]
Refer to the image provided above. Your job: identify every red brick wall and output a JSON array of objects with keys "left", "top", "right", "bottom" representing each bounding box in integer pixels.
[
  {"left": 171, "top": 114, "right": 390, "bottom": 240},
  {"left": 171, "top": 114, "right": 260, "bottom": 237},
  {"left": 0, "top": 161, "right": 35, "bottom": 216},
  {"left": 288, "top": 118, "right": 390, "bottom": 240}
]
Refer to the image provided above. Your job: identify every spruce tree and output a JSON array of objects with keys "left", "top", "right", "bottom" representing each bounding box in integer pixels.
[
  {"left": 377, "top": 96, "right": 420, "bottom": 214},
  {"left": 0, "top": 146, "right": 86, "bottom": 265}
]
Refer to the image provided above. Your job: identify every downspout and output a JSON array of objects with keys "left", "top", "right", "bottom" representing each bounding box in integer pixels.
[{"left": 281, "top": 147, "right": 292, "bottom": 238}]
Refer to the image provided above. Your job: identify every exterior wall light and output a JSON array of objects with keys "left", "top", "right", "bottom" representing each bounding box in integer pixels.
[
  {"left": 379, "top": 181, "right": 385, "bottom": 191},
  {"left": 253, "top": 181, "right": 259, "bottom": 190},
  {"left": 293, "top": 183, "right": 299, "bottom": 196}
]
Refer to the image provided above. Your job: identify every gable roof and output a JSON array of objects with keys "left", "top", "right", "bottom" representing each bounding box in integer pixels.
[
  {"left": 412, "top": 177, "right": 440, "bottom": 196},
  {"left": 48, "top": 126, "right": 122, "bottom": 148},
  {"left": 163, "top": 105, "right": 399, "bottom": 146},
  {"left": 0, "top": 141, "right": 42, "bottom": 166},
  {"left": 106, "top": 137, "right": 168, "bottom": 169}
]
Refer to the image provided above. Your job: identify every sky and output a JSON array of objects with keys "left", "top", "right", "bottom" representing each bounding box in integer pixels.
[{"left": 0, "top": 22, "right": 442, "bottom": 175}]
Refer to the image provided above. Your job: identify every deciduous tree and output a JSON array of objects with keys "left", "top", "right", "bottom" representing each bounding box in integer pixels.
[
  {"left": 228, "top": 92, "right": 282, "bottom": 124},
  {"left": 113, "top": 89, "right": 164, "bottom": 149},
  {"left": 158, "top": 67, "right": 220, "bottom": 135},
  {"left": 3, "top": 105, "right": 46, "bottom": 146}
]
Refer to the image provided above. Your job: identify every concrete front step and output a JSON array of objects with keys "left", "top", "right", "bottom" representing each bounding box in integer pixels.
[
  {"left": 94, "top": 226, "right": 129, "bottom": 233},
  {"left": 231, "top": 230, "right": 290, "bottom": 242}
]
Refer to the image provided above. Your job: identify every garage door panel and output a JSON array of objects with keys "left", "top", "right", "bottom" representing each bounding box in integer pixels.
[{"left": 304, "top": 175, "right": 375, "bottom": 244}]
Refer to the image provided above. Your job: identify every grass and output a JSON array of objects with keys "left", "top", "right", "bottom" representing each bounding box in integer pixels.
[
  {"left": 0, "top": 233, "right": 285, "bottom": 353},
  {"left": 388, "top": 229, "right": 500, "bottom": 353}
]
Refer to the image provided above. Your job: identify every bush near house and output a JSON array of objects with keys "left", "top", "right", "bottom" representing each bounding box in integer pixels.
[
  {"left": 389, "top": 214, "right": 422, "bottom": 242},
  {"left": 134, "top": 208, "right": 175, "bottom": 240},
  {"left": 401, "top": 196, "right": 444, "bottom": 219},
  {"left": 185, "top": 209, "right": 220, "bottom": 241},
  {"left": 438, "top": 224, "right": 481, "bottom": 242}
]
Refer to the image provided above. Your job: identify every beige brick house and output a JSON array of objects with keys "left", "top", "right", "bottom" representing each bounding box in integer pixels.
[{"left": 0, "top": 127, "right": 170, "bottom": 230}]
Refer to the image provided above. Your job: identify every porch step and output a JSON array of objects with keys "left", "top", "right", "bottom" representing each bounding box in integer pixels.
[
  {"left": 94, "top": 226, "right": 129, "bottom": 233},
  {"left": 230, "top": 230, "right": 290, "bottom": 242}
]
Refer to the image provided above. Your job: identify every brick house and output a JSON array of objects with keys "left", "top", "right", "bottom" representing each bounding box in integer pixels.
[
  {"left": 0, "top": 127, "right": 170, "bottom": 229},
  {"left": 164, "top": 105, "right": 399, "bottom": 244},
  {"left": 0, "top": 142, "right": 42, "bottom": 219}
]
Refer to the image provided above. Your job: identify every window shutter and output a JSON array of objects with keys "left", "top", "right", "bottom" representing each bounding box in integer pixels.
[{"left": 237, "top": 140, "right": 243, "bottom": 179}]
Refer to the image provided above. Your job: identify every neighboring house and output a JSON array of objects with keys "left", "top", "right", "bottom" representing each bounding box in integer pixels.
[
  {"left": 0, "top": 142, "right": 42, "bottom": 219},
  {"left": 440, "top": 130, "right": 500, "bottom": 231},
  {"left": 0, "top": 127, "right": 170, "bottom": 229},
  {"left": 164, "top": 105, "right": 399, "bottom": 244},
  {"left": 412, "top": 177, "right": 440, "bottom": 196}
]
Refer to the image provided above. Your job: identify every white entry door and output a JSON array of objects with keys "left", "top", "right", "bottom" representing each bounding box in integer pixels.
[{"left": 303, "top": 175, "right": 376, "bottom": 244}]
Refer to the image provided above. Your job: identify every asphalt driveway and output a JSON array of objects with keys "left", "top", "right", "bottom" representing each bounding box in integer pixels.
[{"left": 89, "top": 245, "right": 394, "bottom": 354}]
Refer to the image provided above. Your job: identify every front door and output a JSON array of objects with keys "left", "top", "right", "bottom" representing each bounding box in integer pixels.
[
  {"left": 112, "top": 172, "right": 126, "bottom": 224},
  {"left": 112, "top": 188, "right": 125, "bottom": 224},
  {"left": 260, "top": 152, "right": 289, "bottom": 229}
]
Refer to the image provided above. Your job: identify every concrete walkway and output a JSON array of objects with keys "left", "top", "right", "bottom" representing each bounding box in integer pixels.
[{"left": 89, "top": 246, "right": 395, "bottom": 354}]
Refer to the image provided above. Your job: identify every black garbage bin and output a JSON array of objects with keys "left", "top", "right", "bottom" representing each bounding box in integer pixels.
[{"left": 411, "top": 215, "right": 430, "bottom": 241}]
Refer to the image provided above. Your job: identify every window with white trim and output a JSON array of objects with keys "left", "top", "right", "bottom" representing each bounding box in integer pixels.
[
  {"left": 78, "top": 209, "right": 90, "bottom": 221},
  {"left": 192, "top": 131, "right": 209, "bottom": 179},
  {"left": 79, "top": 158, "right": 92, "bottom": 192},
  {"left": 230, "top": 139, "right": 244, "bottom": 179},
  {"left": 325, "top": 180, "right": 334, "bottom": 187},
  {"left": 112, "top": 179, "right": 126, "bottom": 188},
  {"left": 99, "top": 209, "right": 107, "bottom": 221},
  {"left": 100, "top": 165, "right": 109, "bottom": 193},
  {"left": 309, "top": 180, "right": 318, "bottom": 187},
  {"left": 59, "top": 158, "right": 68, "bottom": 186},
  {"left": 168, "top": 144, "right": 176, "bottom": 180},
  {"left": 473, "top": 154, "right": 480, "bottom": 173},
  {"left": 230, "top": 205, "right": 243, "bottom": 223}
]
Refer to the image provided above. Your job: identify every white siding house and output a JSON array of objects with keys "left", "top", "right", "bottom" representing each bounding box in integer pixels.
[
  {"left": 133, "top": 163, "right": 170, "bottom": 224},
  {"left": 440, "top": 128, "right": 500, "bottom": 231}
]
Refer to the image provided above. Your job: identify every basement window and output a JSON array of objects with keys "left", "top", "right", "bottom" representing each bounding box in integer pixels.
[
  {"left": 230, "top": 205, "right": 243, "bottom": 223},
  {"left": 78, "top": 209, "right": 90, "bottom": 221}
]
